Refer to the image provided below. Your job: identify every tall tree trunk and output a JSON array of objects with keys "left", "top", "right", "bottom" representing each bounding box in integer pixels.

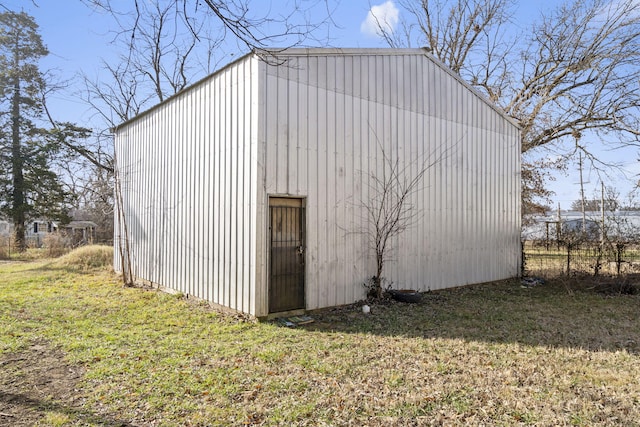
[{"left": 11, "top": 72, "right": 26, "bottom": 252}]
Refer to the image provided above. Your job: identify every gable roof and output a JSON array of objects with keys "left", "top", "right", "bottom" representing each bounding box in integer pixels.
[{"left": 114, "top": 48, "right": 520, "bottom": 132}]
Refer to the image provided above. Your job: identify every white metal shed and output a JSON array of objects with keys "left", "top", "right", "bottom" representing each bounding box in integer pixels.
[{"left": 114, "top": 48, "right": 521, "bottom": 318}]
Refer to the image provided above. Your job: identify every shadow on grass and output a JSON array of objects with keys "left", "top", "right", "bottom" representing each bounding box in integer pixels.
[
  {"left": 305, "top": 278, "right": 640, "bottom": 355},
  {"left": 0, "top": 391, "right": 135, "bottom": 427}
]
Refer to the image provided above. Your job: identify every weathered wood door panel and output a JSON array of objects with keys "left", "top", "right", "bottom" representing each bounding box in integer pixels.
[{"left": 269, "top": 197, "right": 305, "bottom": 313}]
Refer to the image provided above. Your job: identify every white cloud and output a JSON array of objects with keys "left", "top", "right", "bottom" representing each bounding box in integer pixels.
[{"left": 360, "top": 0, "right": 400, "bottom": 38}]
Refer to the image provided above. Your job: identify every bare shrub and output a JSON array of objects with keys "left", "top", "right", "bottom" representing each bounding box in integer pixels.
[
  {"left": 43, "top": 233, "right": 70, "bottom": 258},
  {"left": 0, "top": 235, "right": 9, "bottom": 260}
]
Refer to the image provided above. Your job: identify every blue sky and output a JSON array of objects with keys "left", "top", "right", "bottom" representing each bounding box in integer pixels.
[
  {"left": 3, "top": 1, "right": 394, "bottom": 123},
  {"left": 3, "top": 0, "right": 639, "bottom": 209}
]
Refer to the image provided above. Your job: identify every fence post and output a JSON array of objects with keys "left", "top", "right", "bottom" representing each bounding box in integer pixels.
[
  {"left": 593, "top": 244, "right": 602, "bottom": 276},
  {"left": 616, "top": 243, "right": 624, "bottom": 276}
]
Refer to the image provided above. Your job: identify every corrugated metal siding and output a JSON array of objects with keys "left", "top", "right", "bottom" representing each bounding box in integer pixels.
[
  {"left": 115, "top": 48, "right": 520, "bottom": 317},
  {"left": 114, "top": 55, "right": 260, "bottom": 315},
  {"left": 261, "top": 50, "right": 520, "bottom": 311}
]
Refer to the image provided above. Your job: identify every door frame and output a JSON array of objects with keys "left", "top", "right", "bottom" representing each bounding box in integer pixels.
[{"left": 267, "top": 196, "right": 307, "bottom": 315}]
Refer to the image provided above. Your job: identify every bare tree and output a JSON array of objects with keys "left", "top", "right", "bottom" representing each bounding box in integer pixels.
[
  {"left": 81, "top": 0, "right": 337, "bottom": 122},
  {"left": 570, "top": 195, "right": 618, "bottom": 212},
  {"left": 83, "top": 0, "right": 335, "bottom": 59},
  {"left": 362, "top": 143, "right": 445, "bottom": 300},
  {"left": 396, "top": 0, "right": 514, "bottom": 80},
  {"left": 619, "top": 188, "right": 640, "bottom": 211},
  {"left": 80, "top": 0, "right": 338, "bottom": 157},
  {"left": 78, "top": 0, "right": 336, "bottom": 286},
  {"left": 376, "top": 0, "right": 640, "bottom": 210},
  {"left": 81, "top": 0, "right": 219, "bottom": 128},
  {"left": 508, "top": 0, "right": 640, "bottom": 151}
]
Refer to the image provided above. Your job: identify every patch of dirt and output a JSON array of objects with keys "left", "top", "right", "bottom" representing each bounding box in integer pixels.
[
  {"left": 0, "top": 341, "right": 132, "bottom": 426},
  {"left": 0, "top": 340, "right": 83, "bottom": 425}
]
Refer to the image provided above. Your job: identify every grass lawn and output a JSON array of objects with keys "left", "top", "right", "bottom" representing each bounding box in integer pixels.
[{"left": 1, "top": 246, "right": 639, "bottom": 426}]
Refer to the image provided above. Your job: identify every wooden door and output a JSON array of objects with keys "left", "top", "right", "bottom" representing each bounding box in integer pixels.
[{"left": 269, "top": 197, "right": 305, "bottom": 313}]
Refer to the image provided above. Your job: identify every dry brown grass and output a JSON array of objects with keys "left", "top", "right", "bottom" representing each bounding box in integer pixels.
[
  {"left": 43, "top": 232, "right": 70, "bottom": 257},
  {"left": 0, "top": 235, "right": 9, "bottom": 260},
  {"left": 49, "top": 245, "right": 113, "bottom": 271}
]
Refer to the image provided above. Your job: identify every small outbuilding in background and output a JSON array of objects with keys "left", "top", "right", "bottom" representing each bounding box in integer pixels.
[{"left": 113, "top": 48, "right": 521, "bottom": 318}]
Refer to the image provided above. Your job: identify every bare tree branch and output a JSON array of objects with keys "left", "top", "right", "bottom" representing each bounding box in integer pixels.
[
  {"left": 391, "top": 0, "right": 640, "bottom": 212},
  {"left": 360, "top": 131, "right": 456, "bottom": 299}
]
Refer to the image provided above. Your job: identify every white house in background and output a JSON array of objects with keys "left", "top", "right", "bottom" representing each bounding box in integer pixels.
[
  {"left": 0, "top": 219, "right": 97, "bottom": 247},
  {"left": 0, "top": 220, "right": 9, "bottom": 237},
  {"left": 0, "top": 219, "right": 49, "bottom": 244},
  {"left": 113, "top": 48, "right": 521, "bottom": 318}
]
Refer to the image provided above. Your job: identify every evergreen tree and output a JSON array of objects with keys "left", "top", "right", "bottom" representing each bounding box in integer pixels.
[{"left": 0, "top": 11, "right": 76, "bottom": 251}]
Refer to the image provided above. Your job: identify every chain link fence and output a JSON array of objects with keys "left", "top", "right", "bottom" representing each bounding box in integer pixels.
[
  {"left": 523, "top": 239, "right": 640, "bottom": 278},
  {"left": 523, "top": 213, "right": 640, "bottom": 280}
]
